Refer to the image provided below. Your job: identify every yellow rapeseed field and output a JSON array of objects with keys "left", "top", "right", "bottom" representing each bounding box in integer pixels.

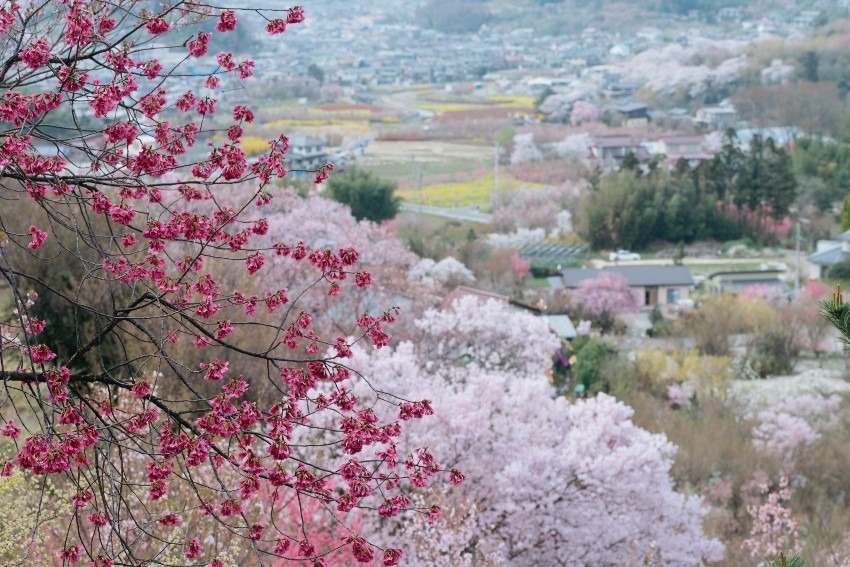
[
  {"left": 398, "top": 173, "right": 542, "bottom": 208},
  {"left": 486, "top": 95, "right": 536, "bottom": 108}
]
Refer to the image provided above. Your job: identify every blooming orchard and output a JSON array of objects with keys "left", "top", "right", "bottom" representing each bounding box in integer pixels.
[
  {"left": 0, "top": 2, "right": 453, "bottom": 565},
  {"left": 348, "top": 298, "right": 724, "bottom": 566},
  {"left": 0, "top": 0, "right": 736, "bottom": 565}
]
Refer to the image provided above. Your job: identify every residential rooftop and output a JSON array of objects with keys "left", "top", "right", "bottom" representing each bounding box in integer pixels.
[{"left": 556, "top": 265, "right": 694, "bottom": 288}]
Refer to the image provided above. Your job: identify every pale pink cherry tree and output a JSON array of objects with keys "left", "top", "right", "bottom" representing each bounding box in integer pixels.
[
  {"left": 742, "top": 476, "right": 801, "bottom": 559},
  {"left": 741, "top": 284, "right": 789, "bottom": 306},
  {"left": 796, "top": 281, "right": 836, "bottom": 357},
  {"left": 569, "top": 100, "right": 601, "bottom": 126},
  {"left": 411, "top": 295, "right": 560, "bottom": 376},
  {"left": 220, "top": 188, "right": 423, "bottom": 337},
  {"left": 395, "top": 492, "right": 507, "bottom": 566},
  {"left": 0, "top": 3, "right": 451, "bottom": 565},
  {"left": 343, "top": 297, "right": 724, "bottom": 566},
  {"left": 408, "top": 257, "right": 476, "bottom": 289},
  {"left": 574, "top": 271, "right": 640, "bottom": 329},
  {"left": 751, "top": 394, "right": 842, "bottom": 467},
  {"left": 490, "top": 185, "right": 577, "bottom": 233}
]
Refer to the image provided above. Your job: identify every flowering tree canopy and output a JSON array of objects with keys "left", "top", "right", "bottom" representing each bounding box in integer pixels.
[
  {"left": 0, "top": 3, "right": 452, "bottom": 565},
  {"left": 509, "top": 133, "right": 543, "bottom": 165},
  {"left": 348, "top": 297, "right": 724, "bottom": 565},
  {"left": 570, "top": 100, "right": 601, "bottom": 126},
  {"left": 575, "top": 271, "right": 640, "bottom": 327},
  {"left": 490, "top": 185, "right": 577, "bottom": 234},
  {"left": 408, "top": 257, "right": 476, "bottom": 288},
  {"left": 752, "top": 394, "right": 842, "bottom": 466}
]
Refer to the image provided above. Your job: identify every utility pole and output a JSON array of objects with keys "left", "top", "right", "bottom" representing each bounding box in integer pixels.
[
  {"left": 494, "top": 142, "right": 500, "bottom": 195},
  {"left": 410, "top": 154, "right": 419, "bottom": 213},
  {"left": 795, "top": 220, "right": 800, "bottom": 299},
  {"left": 795, "top": 217, "right": 810, "bottom": 299}
]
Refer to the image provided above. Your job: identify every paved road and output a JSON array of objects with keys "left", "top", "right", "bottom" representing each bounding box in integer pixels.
[{"left": 399, "top": 202, "right": 492, "bottom": 223}]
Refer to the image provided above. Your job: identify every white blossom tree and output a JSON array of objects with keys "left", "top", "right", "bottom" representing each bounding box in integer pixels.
[
  {"left": 510, "top": 133, "right": 544, "bottom": 165},
  {"left": 348, "top": 297, "right": 725, "bottom": 566}
]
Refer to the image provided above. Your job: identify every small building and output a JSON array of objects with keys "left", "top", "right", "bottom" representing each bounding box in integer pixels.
[
  {"left": 543, "top": 314, "right": 578, "bottom": 340},
  {"left": 706, "top": 270, "right": 790, "bottom": 296},
  {"left": 733, "top": 127, "right": 803, "bottom": 151},
  {"left": 590, "top": 135, "right": 649, "bottom": 168},
  {"left": 614, "top": 102, "right": 649, "bottom": 128},
  {"left": 643, "top": 135, "right": 714, "bottom": 165},
  {"left": 807, "top": 230, "right": 850, "bottom": 278},
  {"left": 694, "top": 105, "right": 739, "bottom": 130},
  {"left": 655, "top": 135, "right": 705, "bottom": 156},
  {"left": 286, "top": 134, "right": 328, "bottom": 171},
  {"left": 609, "top": 82, "right": 637, "bottom": 98},
  {"left": 551, "top": 265, "right": 694, "bottom": 307}
]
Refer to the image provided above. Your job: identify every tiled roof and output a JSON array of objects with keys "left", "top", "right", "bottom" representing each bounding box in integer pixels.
[
  {"left": 808, "top": 246, "right": 850, "bottom": 266},
  {"left": 593, "top": 136, "right": 635, "bottom": 148},
  {"left": 543, "top": 315, "right": 577, "bottom": 339},
  {"left": 718, "top": 279, "right": 790, "bottom": 293},
  {"left": 288, "top": 134, "right": 325, "bottom": 147},
  {"left": 557, "top": 265, "right": 694, "bottom": 288}
]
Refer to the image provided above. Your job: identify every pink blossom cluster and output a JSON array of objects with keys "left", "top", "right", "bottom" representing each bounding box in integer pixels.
[
  {"left": 0, "top": 3, "right": 453, "bottom": 566},
  {"left": 575, "top": 271, "right": 641, "bottom": 324},
  {"left": 743, "top": 476, "right": 801, "bottom": 558}
]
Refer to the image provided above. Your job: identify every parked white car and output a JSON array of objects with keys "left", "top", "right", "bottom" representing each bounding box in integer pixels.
[{"left": 609, "top": 250, "right": 641, "bottom": 261}]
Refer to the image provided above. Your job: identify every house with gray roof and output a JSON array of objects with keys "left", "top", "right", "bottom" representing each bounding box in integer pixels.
[
  {"left": 807, "top": 230, "right": 850, "bottom": 278},
  {"left": 614, "top": 102, "right": 650, "bottom": 128},
  {"left": 543, "top": 314, "right": 578, "bottom": 340},
  {"left": 590, "top": 135, "right": 650, "bottom": 169},
  {"left": 693, "top": 105, "right": 739, "bottom": 130},
  {"left": 706, "top": 270, "right": 790, "bottom": 297},
  {"left": 549, "top": 265, "right": 694, "bottom": 308},
  {"left": 286, "top": 134, "right": 327, "bottom": 171}
]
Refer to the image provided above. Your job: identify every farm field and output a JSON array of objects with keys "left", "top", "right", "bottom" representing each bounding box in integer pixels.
[
  {"left": 361, "top": 140, "right": 495, "bottom": 163},
  {"left": 397, "top": 172, "right": 538, "bottom": 208},
  {"left": 358, "top": 139, "right": 542, "bottom": 208},
  {"left": 360, "top": 158, "right": 491, "bottom": 180},
  {"left": 414, "top": 94, "right": 536, "bottom": 113}
]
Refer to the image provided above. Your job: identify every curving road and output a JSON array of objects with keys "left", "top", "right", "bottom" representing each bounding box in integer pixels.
[{"left": 399, "top": 202, "right": 492, "bottom": 223}]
